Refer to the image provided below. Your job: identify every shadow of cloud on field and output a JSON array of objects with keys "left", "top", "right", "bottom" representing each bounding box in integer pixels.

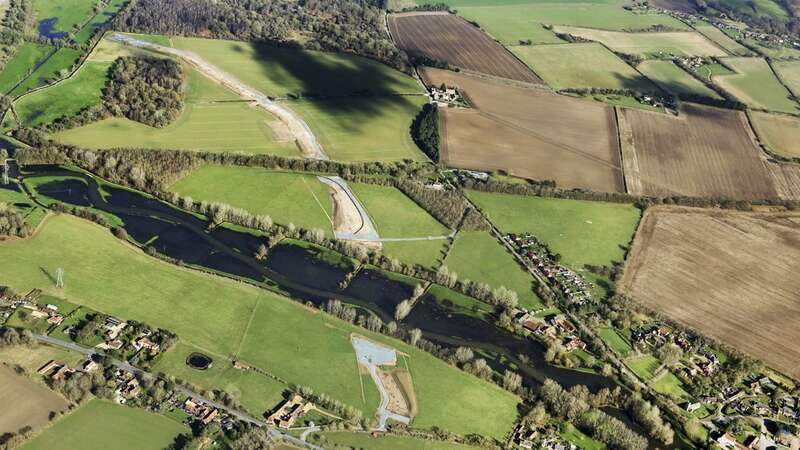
[{"left": 248, "top": 42, "right": 422, "bottom": 134}]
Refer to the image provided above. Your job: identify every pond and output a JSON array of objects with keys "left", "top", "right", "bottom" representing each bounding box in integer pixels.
[
  {"left": 38, "top": 18, "right": 69, "bottom": 40},
  {"left": 186, "top": 353, "right": 213, "bottom": 370}
]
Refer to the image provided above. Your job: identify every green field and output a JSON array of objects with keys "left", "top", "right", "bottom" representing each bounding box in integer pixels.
[
  {"left": 773, "top": 59, "right": 800, "bottom": 96},
  {"left": 72, "top": 0, "right": 128, "bottom": 44},
  {"left": 55, "top": 64, "right": 299, "bottom": 155},
  {"left": 692, "top": 24, "right": 751, "bottom": 56},
  {"left": 0, "top": 215, "right": 518, "bottom": 438},
  {"left": 751, "top": 111, "right": 800, "bottom": 158},
  {"left": 20, "top": 399, "right": 186, "bottom": 450},
  {"left": 511, "top": 43, "right": 653, "bottom": 90},
  {"left": 167, "top": 36, "right": 427, "bottom": 162},
  {"left": 651, "top": 371, "right": 690, "bottom": 399},
  {"left": 457, "top": 3, "right": 688, "bottom": 45},
  {"left": 153, "top": 342, "right": 290, "bottom": 416},
  {"left": 171, "top": 37, "right": 423, "bottom": 97},
  {"left": 553, "top": 26, "right": 725, "bottom": 57},
  {"left": 713, "top": 57, "right": 798, "bottom": 113},
  {"left": 33, "top": 0, "right": 97, "bottom": 34},
  {"left": 0, "top": 184, "right": 47, "bottom": 229},
  {"left": 696, "top": 62, "right": 734, "bottom": 82},
  {"left": 0, "top": 43, "right": 52, "bottom": 94},
  {"left": 708, "top": 0, "right": 789, "bottom": 18},
  {"left": 625, "top": 355, "right": 660, "bottom": 381},
  {"left": 561, "top": 423, "right": 606, "bottom": 450},
  {"left": 0, "top": 343, "right": 85, "bottom": 373},
  {"left": 10, "top": 47, "right": 84, "bottom": 96},
  {"left": 14, "top": 61, "right": 110, "bottom": 127},
  {"left": 318, "top": 432, "right": 482, "bottom": 450},
  {"left": 288, "top": 96, "right": 428, "bottom": 162},
  {"left": 467, "top": 192, "right": 641, "bottom": 269},
  {"left": 445, "top": 231, "right": 543, "bottom": 309},
  {"left": 638, "top": 60, "right": 722, "bottom": 99},
  {"left": 169, "top": 165, "right": 333, "bottom": 234},
  {"left": 597, "top": 327, "right": 632, "bottom": 356},
  {"left": 350, "top": 182, "right": 450, "bottom": 267}
]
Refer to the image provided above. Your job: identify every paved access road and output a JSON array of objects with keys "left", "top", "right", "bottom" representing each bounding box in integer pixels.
[
  {"left": 110, "top": 34, "right": 328, "bottom": 161},
  {"left": 34, "top": 335, "right": 325, "bottom": 450}
]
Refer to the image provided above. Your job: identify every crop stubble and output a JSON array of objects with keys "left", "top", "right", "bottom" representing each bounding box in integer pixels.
[{"left": 617, "top": 103, "right": 778, "bottom": 200}]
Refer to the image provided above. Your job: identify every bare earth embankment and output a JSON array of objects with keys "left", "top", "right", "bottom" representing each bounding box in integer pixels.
[
  {"left": 389, "top": 13, "right": 541, "bottom": 83},
  {"left": 622, "top": 207, "right": 800, "bottom": 379},
  {"left": 618, "top": 103, "right": 778, "bottom": 200},
  {"left": 423, "top": 67, "right": 623, "bottom": 192}
]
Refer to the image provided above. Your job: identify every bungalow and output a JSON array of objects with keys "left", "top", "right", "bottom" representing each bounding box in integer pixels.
[
  {"left": 82, "top": 359, "right": 100, "bottom": 373},
  {"left": 47, "top": 314, "right": 64, "bottom": 325}
]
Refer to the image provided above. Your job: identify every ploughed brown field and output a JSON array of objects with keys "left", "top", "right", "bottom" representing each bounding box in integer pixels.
[
  {"left": 618, "top": 104, "right": 778, "bottom": 200},
  {"left": 422, "top": 67, "right": 624, "bottom": 192},
  {"left": 622, "top": 207, "right": 800, "bottom": 379},
  {"left": 389, "top": 12, "right": 541, "bottom": 83},
  {"left": 0, "top": 365, "right": 70, "bottom": 435}
]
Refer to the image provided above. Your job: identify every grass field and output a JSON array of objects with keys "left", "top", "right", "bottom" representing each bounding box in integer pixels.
[
  {"left": 172, "top": 37, "right": 423, "bottom": 97},
  {"left": 350, "top": 183, "right": 450, "bottom": 238},
  {"left": 468, "top": 192, "right": 641, "bottom": 269},
  {"left": 153, "top": 342, "right": 290, "bottom": 416},
  {"left": 0, "top": 183, "right": 47, "bottom": 229},
  {"left": 318, "top": 432, "right": 482, "bottom": 450},
  {"left": 33, "top": 0, "right": 97, "bottom": 34},
  {"left": 457, "top": 4, "right": 689, "bottom": 45},
  {"left": 0, "top": 215, "right": 519, "bottom": 438},
  {"left": 350, "top": 182, "right": 450, "bottom": 267},
  {"left": 692, "top": 23, "right": 751, "bottom": 55},
  {"left": 0, "top": 345, "right": 84, "bottom": 373},
  {"left": 14, "top": 61, "right": 110, "bottom": 127},
  {"left": 597, "top": 327, "right": 632, "bottom": 356},
  {"left": 288, "top": 96, "right": 428, "bottom": 162},
  {"left": 638, "top": 60, "right": 721, "bottom": 98},
  {"left": 751, "top": 111, "right": 800, "bottom": 158},
  {"left": 20, "top": 399, "right": 186, "bottom": 450},
  {"left": 561, "top": 423, "right": 606, "bottom": 450},
  {"left": 626, "top": 355, "right": 660, "bottom": 380},
  {"left": 0, "top": 365, "right": 70, "bottom": 435},
  {"left": 651, "top": 371, "right": 690, "bottom": 398},
  {"left": 553, "top": 26, "right": 725, "bottom": 57},
  {"left": 168, "top": 36, "right": 426, "bottom": 161},
  {"left": 72, "top": 0, "right": 128, "bottom": 44},
  {"left": 0, "top": 43, "right": 52, "bottom": 94},
  {"left": 696, "top": 62, "right": 733, "bottom": 81},
  {"left": 713, "top": 57, "right": 798, "bottom": 113},
  {"left": 445, "top": 231, "right": 543, "bottom": 309},
  {"left": 773, "top": 59, "right": 800, "bottom": 96},
  {"left": 169, "top": 165, "right": 334, "bottom": 234},
  {"left": 512, "top": 43, "right": 653, "bottom": 90},
  {"left": 9, "top": 47, "right": 83, "bottom": 96},
  {"left": 55, "top": 65, "right": 299, "bottom": 156}
]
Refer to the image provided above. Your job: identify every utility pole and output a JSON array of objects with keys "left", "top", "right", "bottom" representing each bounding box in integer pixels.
[{"left": 55, "top": 268, "right": 64, "bottom": 289}]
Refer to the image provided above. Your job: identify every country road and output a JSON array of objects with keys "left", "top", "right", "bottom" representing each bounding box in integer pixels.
[
  {"left": 34, "top": 335, "right": 326, "bottom": 450},
  {"left": 110, "top": 34, "right": 328, "bottom": 160}
]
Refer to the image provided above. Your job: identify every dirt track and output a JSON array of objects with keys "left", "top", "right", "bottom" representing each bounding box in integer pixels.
[
  {"left": 622, "top": 206, "right": 800, "bottom": 379},
  {"left": 618, "top": 104, "right": 778, "bottom": 200},
  {"left": 317, "top": 176, "right": 380, "bottom": 246},
  {"left": 389, "top": 13, "right": 541, "bottom": 83},
  {"left": 111, "top": 34, "right": 326, "bottom": 160},
  {"left": 425, "top": 68, "right": 624, "bottom": 192}
]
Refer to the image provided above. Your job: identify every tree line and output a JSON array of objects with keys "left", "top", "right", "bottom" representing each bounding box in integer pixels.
[
  {"left": 0, "top": 203, "right": 32, "bottom": 238},
  {"left": 411, "top": 103, "right": 439, "bottom": 162},
  {"left": 114, "top": 0, "right": 409, "bottom": 70}
]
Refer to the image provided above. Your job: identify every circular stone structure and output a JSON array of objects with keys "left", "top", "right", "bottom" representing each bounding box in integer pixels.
[{"left": 186, "top": 352, "right": 213, "bottom": 370}]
